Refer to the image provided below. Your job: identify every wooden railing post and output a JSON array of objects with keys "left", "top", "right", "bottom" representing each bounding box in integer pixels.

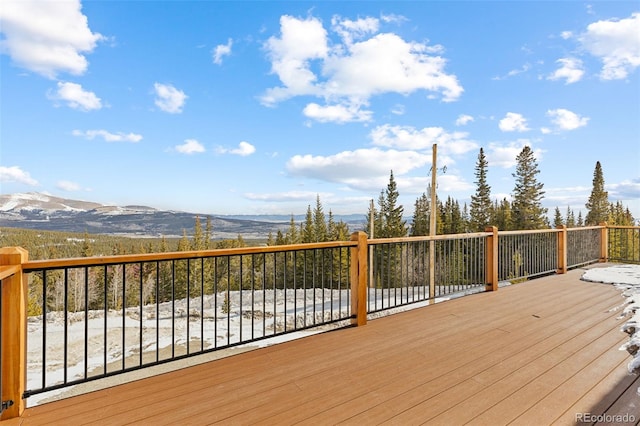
[
  {"left": 350, "top": 232, "right": 368, "bottom": 326},
  {"left": 599, "top": 222, "right": 608, "bottom": 262},
  {"left": 485, "top": 227, "right": 498, "bottom": 291},
  {"left": 557, "top": 225, "right": 567, "bottom": 274},
  {"left": 0, "top": 247, "right": 28, "bottom": 420}
]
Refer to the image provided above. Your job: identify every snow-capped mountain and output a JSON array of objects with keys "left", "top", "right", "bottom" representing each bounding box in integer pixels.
[{"left": 0, "top": 192, "right": 287, "bottom": 238}]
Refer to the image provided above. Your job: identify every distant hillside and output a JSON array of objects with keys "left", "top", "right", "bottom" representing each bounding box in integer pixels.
[
  {"left": 0, "top": 192, "right": 290, "bottom": 239},
  {"left": 0, "top": 192, "right": 364, "bottom": 239}
]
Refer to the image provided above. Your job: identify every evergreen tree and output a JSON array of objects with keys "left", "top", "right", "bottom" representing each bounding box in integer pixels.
[
  {"left": 192, "top": 216, "right": 205, "bottom": 250},
  {"left": 585, "top": 161, "right": 609, "bottom": 225},
  {"left": 301, "top": 205, "right": 314, "bottom": 243},
  {"left": 410, "top": 193, "right": 430, "bottom": 236},
  {"left": 553, "top": 207, "right": 564, "bottom": 228},
  {"left": 493, "top": 198, "right": 512, "bottom": 231},
  {"left": 565, "top": 206, "right": 576, "bottom": 228},
  {"left": 81, "top": 231, "right": 92, "bottom": 257},
  {"left": 285, "top": 214, "right": 299, "bottom": 244},
  {"left": 440, "top": 196, "right": 465, "bottom": 234},
  {"left": 381, "top": 170, "right": 407, "bottom": 237},
  {"left": 576, "top": 211, "right": 584, "bottom": 227},
  {"left": 469, "top": 148, "right": 493, "bottom": 231},
  {"left": 266, "top": 232, "right": 275, "bottom": 246},
  {"left": 313, "top": 195, "right": 327, "bottom": 242},
  {"left": 205, "top": 216, "right": 213, "bottom": 249},
  {"left": 511, "top": 146, "right": 547, "bottom": 230}
]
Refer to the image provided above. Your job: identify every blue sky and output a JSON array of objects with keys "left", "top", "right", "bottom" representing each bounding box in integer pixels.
[{"left": 1, "top": 1, "right": 639, "bottom": 220}]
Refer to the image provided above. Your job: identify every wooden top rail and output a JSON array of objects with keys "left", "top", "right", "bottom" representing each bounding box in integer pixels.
[
  {"left": 566, "top": 225, "right": 605, "bottom": 231},
  {"left": 22, "top": 239, "right": 358, "bottom": 272},
  {"left": 498, "top": 228, "right": 563, "bottom": 236},
  {"left": 369, "top": 231, "right": 489, "bottom": 245},
  {"left": 0, "top": 265, "right": 21, "bottom": 281}
]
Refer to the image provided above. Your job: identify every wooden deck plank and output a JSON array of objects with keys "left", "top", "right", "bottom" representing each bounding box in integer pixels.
[
  {"left": 343, "top": 289, "right": 624, "bottom": 425},
  {"left": 552, "top": 356, "right": 638, "bottom": 425},
  {"left": 3, "top": 267, "right": 638, "bottom": 425},
  {"left": 56, "top": 278, "right": 585, "bottom": 424},
  {"left": 286, "top": 286, "right": 620, "bottom": 424},
  {"left": 184, "top": 276, "right": 616, "bottom": 422},
  {"left": 512, "top": 339, "right": 632, "bottom": 424}
]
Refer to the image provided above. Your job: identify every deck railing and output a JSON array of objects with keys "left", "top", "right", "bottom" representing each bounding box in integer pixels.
[
  {"left": 1, "top": 224, "right": 638, "bottom": 419},
  {"left": 608, "top": 226, "right": 640, "bottom": 263}
]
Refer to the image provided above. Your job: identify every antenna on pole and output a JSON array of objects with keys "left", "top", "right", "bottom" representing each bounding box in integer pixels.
[{"left": 430, "top": 144, "right": 437, "bottom": 238}]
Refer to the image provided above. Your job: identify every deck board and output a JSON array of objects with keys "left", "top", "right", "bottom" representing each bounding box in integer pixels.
[{"left": 3, "top": 266, "right": 639, "bottom": 425}]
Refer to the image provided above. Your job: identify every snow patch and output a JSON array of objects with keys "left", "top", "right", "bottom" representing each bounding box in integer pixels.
[{"left": 583, "top": 264, "right": 640, "bottom": 385}]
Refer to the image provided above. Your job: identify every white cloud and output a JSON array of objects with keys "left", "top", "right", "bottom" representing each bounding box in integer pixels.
[
  {"left": 213, "top": 38, "right": 233, "bottom": 65},
  {"left": 0, "top": 0, "right": 103, "bottom": 78},
  {"left": 391, "top": 104, "right": 405, "bottom": 115},
  {"left": 303, "top": 102, "right": 372, "bottom": 123},
  {"left": 72, "top": 129, "right": 142, "bottom": 142},
  {"left": 369, "top": 124, "right": 477, "bottom": 157},
  {"left": 609, "top": 178, "right": 640, "bottom": 199},
  {"left": 56, "top": 180, "right": 81, "bottom": 191},
  {"left": 154, "top": 83, "right": 187, "bottom": 113},
  {"left": 546, "top": 108, "right": 589, "bottom": 131},
  {"left": 175, "top": 139, "right": 205, "bottom": 154},
  {"left": 486, "top": 140, "right": 542, "bottom": 168},
  {"left": 560, "top": 31, "right": 573, "bottom": 40},
  {"left": 580, "top": 12, "right": 640, "bottom": 80},
  {"left": 493, "top": 63, "right": 531, "bottom": 81},
  {"left": 244, "top": 190, "right": 329, "bottom": 202},
  {"left": 331, "top": 15, "right": 379, "bottom": 45},
  {"left": 217, "top": 141, "right": 256, "bottom": 156},
  {"left": 455, "top": 114, "right": 474, "bottom": 126},
  {"left": 548, "top": 58, "right": 584, "bottom": 84},
  {"left": 498, "top": 112, "right": 530, "bottom": 132},
  {"left": 49, "top": 82, "right": 102, "bottom": 111},
  {"left": 0, "top": 166, "right": 38, "bottom": 185},
  {"left": 286, "top": 148, "right": 430, "bottom": 190},
  {"left": 261, "top": 15, "right": 328, "bottom": 104},
  {"left": 261, "top": 14, "right": 462, "bottom": 122}
]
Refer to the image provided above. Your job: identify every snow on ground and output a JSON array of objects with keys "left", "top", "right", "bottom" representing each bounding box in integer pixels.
[{"left": 582, "top": 264, "right": 640, "bottom": 382}]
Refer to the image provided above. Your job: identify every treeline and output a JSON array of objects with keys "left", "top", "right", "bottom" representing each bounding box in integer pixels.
[
  {"left": 366, "top": 147, "right": 635, "bottom": 239},
  {"left": 0, "top": 216, "right": 249, "bottom": 261}
]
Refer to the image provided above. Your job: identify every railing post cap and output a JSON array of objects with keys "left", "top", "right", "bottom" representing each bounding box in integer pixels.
[{"left": 0, "top": 246, "right": 29, "bottom": 264}]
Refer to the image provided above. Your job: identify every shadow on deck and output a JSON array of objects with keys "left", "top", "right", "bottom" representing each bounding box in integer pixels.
[{"left": 3, "top": 266, "right": 639, "bottom": 425}]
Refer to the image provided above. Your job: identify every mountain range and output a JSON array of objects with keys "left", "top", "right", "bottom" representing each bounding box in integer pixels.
[{"left": 0, "top": 192, "right": 365, "bottom": 239}]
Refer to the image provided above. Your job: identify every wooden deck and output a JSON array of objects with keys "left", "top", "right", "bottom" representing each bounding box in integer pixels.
[{"left": 3, "top": 266, "right": 640, "bottom": 425}]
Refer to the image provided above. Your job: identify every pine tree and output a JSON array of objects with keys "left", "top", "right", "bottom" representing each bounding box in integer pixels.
[
  {"left": 285, "top": 214, "right": 299, "bottom": 244},
  {"left": 440, "top": 196, "right": 465, "bottom": 234},
  {"left": 511, "top": 146, "right": 547, "bottom": 230},
  {"left": 381, "top": 170, "right": 407, "bottom": 237},
  {"left": 192, "top": 216, "right": 205, "bottom": 250},
  {"left": 313, "top": 195, "right": 327, "bottom": 242},
  {"left": 410, "top": 193, "right": 430, "bottom": 236},
  {"left": 301, "top": 205, "right": 314, "bottom": 243},
  {"left": 266, "top": 232, "right": 275, "bottom": 246},
  {"left": 81, "top": 231, "right": 92, "bottom": 257},
  {"left": 492, "top": 198, "right": 512, "bottom": 231},
  {"left": 205, "top": 216, "right": 213, "bottom": 249},
  {"left": 565, "top": 206, "right": 576, "bottom": 228},
  {"left": 469, "top": 148, "right": 493, "bottom": 231},
  {"left": 585, "top": 161, "right": 609, "bottom": 225},
  {"left": 553, "top": 207, "right": 564, "bottom": 228}
]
